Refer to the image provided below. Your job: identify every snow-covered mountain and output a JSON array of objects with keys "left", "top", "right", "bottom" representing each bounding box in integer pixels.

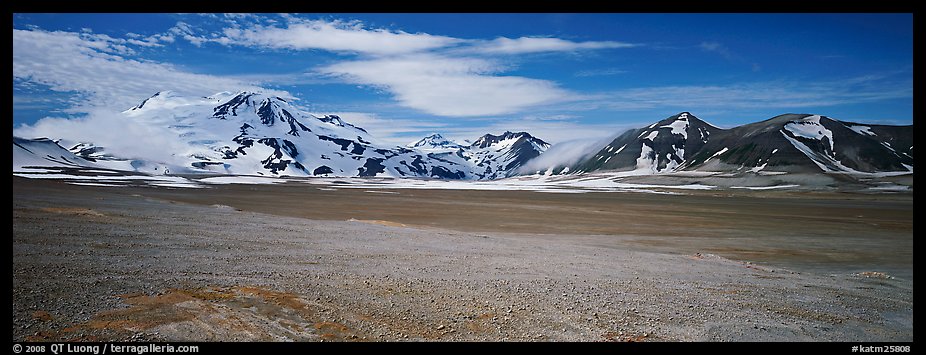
[
  {"left": 399, "top": 131, "right": 550, "bottom": 179},
  {"left": 13, "top": 91, "right": 550, "bottom": 180},
  {"left": 465, "top": 132, "right": 550, "bottom": 179},
  {"left": 406, "top": 133, "right": 465, "bottom": 151},
  {"left": 574, "top": 112, "right": 913, "bottom": 175},
  {"left": 402, "top": 131, "right": 550, "bottom": 179},
  {"left": 13, "top": 137, "right": 99, "bottom": 171}
]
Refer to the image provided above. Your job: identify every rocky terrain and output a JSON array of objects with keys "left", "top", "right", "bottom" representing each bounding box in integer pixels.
[{"left": 12, "top": 178, "right": 913, "bottom": 342}]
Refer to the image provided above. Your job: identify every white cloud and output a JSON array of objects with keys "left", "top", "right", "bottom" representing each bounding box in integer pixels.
[
  {"left": 319, "top": 54, "right": 576, "bottom": 117},
  {"left": 168, "top": 21, "right": 207, "bottom": 47},
  {"left": 11, "top": 94, "right": 66, "bottom": 111},
  {"left": 12, "top": 28, "right": 289, "bottom": 113},
  {"left": 438, "top": 117, "right": 628, "bottom": 145},
  {"left": 574, "top": 68, "right": 627, "bottom": 77},
  {"left": 574, "top": 75, "right": 912, "bottom": 112},
  {"left": 324, "top": 112, "right": 453, "bottom": 146},
  {"left": 699, "top": 41, "right": 734, "bottom": 59},
  {"left": 520, "top": 114, "right": 580, "bottom": 121},
  {"left": 14, "top": 108, "right": 199, "bottom": 166},
  {"left": 698, "top": 41, "right": 722, "bottom": 51},
  {"left": 209, "top": 18, "right": 637, "bottom": 57},
  {"left": 518, "top": 135, "right": 619, "bottom": 174},
  {"left": 194, "top": 17, "right": 638, "bottom": 118},
  {"left": 320, "top": 111, "right": 628, "bottom": 148},
  {"left": 125, "top": 30, "right": 176, "bottom": 47},
  {"left": 219, "top": 19, "right": 463, "bottom": 55},
  {"left": 474, "top": 37, "right": 636, "bottom": 54}
]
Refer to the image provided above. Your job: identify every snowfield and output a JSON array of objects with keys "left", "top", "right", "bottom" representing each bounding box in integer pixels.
[{"left": 14, "top": 91, "right": 549, "bottom": 180}]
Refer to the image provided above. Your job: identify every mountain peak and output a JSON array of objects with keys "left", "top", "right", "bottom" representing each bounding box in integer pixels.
[
  {"left": 471, "top": 131, "right": 549, "bottom": 150},
  {"left": 661, "top": 112, "right": 720, "bottom": 129},
  {"left": 667, "top": 112, "right": 692, "bottom": 122},
  {"left": 128, "top": 91, "right": 181, "bottom": 111},
  {"left": 575, "top": 111, "right": 913, "bottom": 176},
  {"left": 19, "top": 90, "right": 554, "bottom": 180},
  {"left": 407, "top": 133, "right": 463, "bottom": 150}
]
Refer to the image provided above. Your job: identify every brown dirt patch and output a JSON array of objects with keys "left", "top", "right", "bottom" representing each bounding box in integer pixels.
[
  {"left": 40, "top": 207, "right": 105, "bottom": 217},
  {"left": 86, "top": 291, "right": 199, "bottom": 331},
  {"left": 314, "top": 321, "right": 352, "bottom": 340},
  {"left": 32, "top": 311, "right": 53, "bottom": 322},
  {"left": 37, "top": 285, "right": 368, "bottom": 342}
]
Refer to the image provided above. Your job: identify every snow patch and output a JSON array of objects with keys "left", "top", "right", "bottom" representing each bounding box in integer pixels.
[
  {"left": 703, "top": 147, "right": 728, "bottom": 163},
  {"left": 200, "top": 176, "right": 285, "bottom": 185},
  {"left": 149, "top": 182, "right": 205, "bottom": 188},
  {"left": 781, "top": 130, "right": 912, "bottom": 177},
  {"left": 848, "top": 125, "right": 876, "bottom": 136},
  {"left": 867, "top": 185, "right": 911, "bottom": 192},
  {"left": 783, "top": 115, "right": 834, "bottom": 151},
  {"left": 748, "top": 162, "right": 768, "bottom": 173},
  {"left": 757, "top": 171, "right": 788, "bottom": 176},
  {"left": 309, "top": 173, "right": 716, "bottom": 194},
  {"left": 880, "top": 141, "right": 897, "bottom": 153},
  {"left": 660, "top": 118, "right": 689, "bottom": 138},
  {"left": 66, "top": 182, "right": 125, "bottom": 187},
  {"left": 634, "top": 143, "right": 656, "bottom": 173},
  {"left": 730, "top": 185, "right": 800, "bottom": 190}
]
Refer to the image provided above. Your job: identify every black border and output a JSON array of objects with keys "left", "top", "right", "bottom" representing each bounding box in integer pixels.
[{"left": 9, "top": 2, "right": 918, "bottom": 352}]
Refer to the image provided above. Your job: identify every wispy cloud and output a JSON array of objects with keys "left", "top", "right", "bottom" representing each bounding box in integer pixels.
[
  {"left": 318, "top": 54, "right": 575, "bottom": 117},
  {"left": 577, "top": 73, "right": 912, "bottom": 112},
  {"left": 699, "top": 41, "right": 735, "bottom": 59},
  {"left": 519, "top": 114, "right": 580, "bottom": 121},
  {"left": 439, "top": 117, "right": 630, "bottom": 145},
  {"left": 200, "top": 17, "right": 636, "bottom": 117},
  {"left": 323, "top": 112, "right": 453, "bottom": 146},
  {"left": 574, "top": 68, "right": 627, "bottom": 77},
  {"left": 11, "top": 93, "right": 69, "bottom": 111},
  {"left": 218, "top": 19, "right": 463, "bottom": 55},
  {"left": 518, "top": 135, "right": 619, "bottom": 174},
  {"left": 167, "top": 21, "right": 207, "bottom": 47},
  {"left": 329, "top": 111, "right": 628, "bottom": 147},
  {"left": 472, "top": 37, "right": 637, "bottom": 54},
  {"left": 44, "top": 16, "right": 635, "bottom": 119},
  {"left": 12, "top": 28, "right": 289, "bottom": 113},
  {"left": 14, "top": 108, "right": 201, "bottom": 166}
]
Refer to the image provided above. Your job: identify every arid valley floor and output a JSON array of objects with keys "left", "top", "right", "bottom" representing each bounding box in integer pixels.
[{"left": 12, "top": 177, "right": 913, "bottom": 342}]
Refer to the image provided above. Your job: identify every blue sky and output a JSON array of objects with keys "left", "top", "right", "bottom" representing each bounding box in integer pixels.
[{"left": 12, "top": 13, "right": 912, "bottom": 145}]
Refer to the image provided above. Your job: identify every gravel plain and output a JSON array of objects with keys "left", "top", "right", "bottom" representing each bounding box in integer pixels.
[{"left": 12, "top": 177, "right": 913, "bottom": 342}]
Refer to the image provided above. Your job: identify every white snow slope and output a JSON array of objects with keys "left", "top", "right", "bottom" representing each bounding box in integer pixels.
[
  {"left": 14, "top": 91, "right": 547, "bottom": 180},
  {"left": 13, "top": 137, "right": 99, "bottom": 171}
]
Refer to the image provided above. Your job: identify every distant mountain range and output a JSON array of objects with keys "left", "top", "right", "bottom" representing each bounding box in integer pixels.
[
  {"left": 10, "top": 91, "right": 913, "bottom": 181},
  {"left": 401, "top": 132, "right": 549, "bottom": 179},
  {"left": 13, "top": 91, "right": 548, "bottom": 180},
  {"left": 573, "top": 112, "right": 913, "bottom": 176}
]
